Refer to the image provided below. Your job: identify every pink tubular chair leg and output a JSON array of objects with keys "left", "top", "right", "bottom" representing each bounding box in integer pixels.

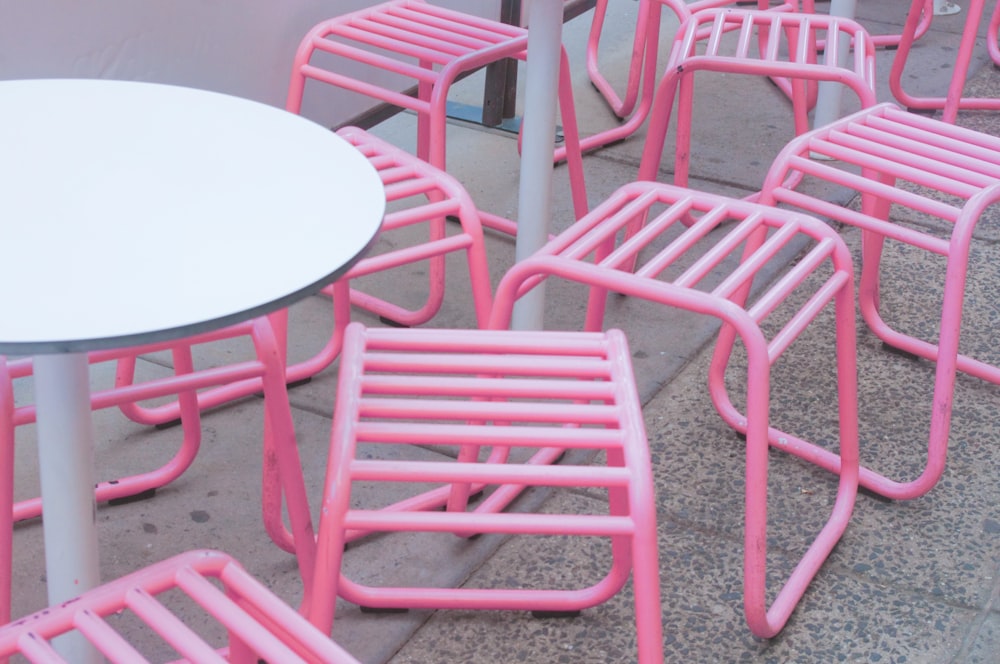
[
  {"left": 0, "top": 550, "right": 360, "bottom": 664},
  {"left": 302, "top": 323, "right": 664, "bottom": 663},
  {"left": 890, "top": 0, "right": 1000, "bottom": 123},
  {"left": 759, "top": 101, "right": 1000, "bottom": 499},
  {"left": 287, "top": 0, "right": 589, "bottom": 237},
  {"left": 0, "top": 361, "right": 12, "bottom": 631},
  {"left": 113, "top": 126, "right": 493, "bottom": 428},
  {"left": 635, "top": 9, "right": 877, "bottom": 199},
  {"left": 486, "top": 181, "right": 859, "bottom": 637},
  {"left": 586, "top": 0, "right": 659, "bottom": 119}
]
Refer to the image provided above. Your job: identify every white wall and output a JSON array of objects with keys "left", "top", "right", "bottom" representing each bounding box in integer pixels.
[{"left": 0, "top": 1, "right": 501, "bottom": 126}]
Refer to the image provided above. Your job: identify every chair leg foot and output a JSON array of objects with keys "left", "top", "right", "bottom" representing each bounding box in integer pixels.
[
  {"left": 287, "top": 376, "right": 313, "bottom": 389},
  {"left": 858, "top": 484, "right": 894, "bottom": 503},
  {"left": 378, "top": 316, "right": 410, "bottom": 328},
  {"left": 531, "top": 610, "right": 582, "bottom": 619},
  {"left": 879, "top": 341, "right": 921, "bottom": 361},
  {"left": 154, "top": 418, "right": 183, "bottom": 430},
  {"left": 359, "top": 605, "right": 409, "bottom": 614},
  {"left": 108, "top": 487, "right": 157, "bottom": 506}
]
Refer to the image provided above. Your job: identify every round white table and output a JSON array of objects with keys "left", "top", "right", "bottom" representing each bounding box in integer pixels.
[{"left": 0, "top": 78, "right": 384, "bottom": 660}]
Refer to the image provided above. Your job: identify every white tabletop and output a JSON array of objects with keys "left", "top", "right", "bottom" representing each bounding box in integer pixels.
[{"left": 0, "top": 78, "right": 385, "bottom": 353}]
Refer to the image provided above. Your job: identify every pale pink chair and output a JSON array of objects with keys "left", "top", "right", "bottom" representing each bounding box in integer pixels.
[
  {"left": 586, "top": 0, "right": 804, "bottom": 122},
  {"left": 113, "top": 126, "right": 493, "bottom": 427},
  {"left": 303, "top": 323, "right": 663, "bottom": 663},
  {"left": 634, "top": 8, "right": 877, "bottom": 197},
  {"left": 585, "top": 0, "right": 926, "bottom": 131},
  {"left": 287, "top": 0, "right": 590, "bottom": 237},
  {"left": 0, "top": 316, "right": 315, "bottom": 585},
  {"left": 814, "top": 1, "right": 934, "bottom": 50},
  {"left": 487, "top": 181, "right": 860, "bottom": 638},
  {"left": 0, "top": 550, "right": 360, "bottom": 663},
  {"left": 759, "top": 101, "right": 1000, "bottom": 499},
  {"left": 890, "top": 0, "right": 1000, "bottom": 122}
]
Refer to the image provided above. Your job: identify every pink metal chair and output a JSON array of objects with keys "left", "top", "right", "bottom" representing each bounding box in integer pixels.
[
  {"left": 303, "top": 323, "right": 663, "bottom": 663},
  {"left": 0, "top": 550, "right": 360, "bottom": 663},
  {"left": 586, "top": 0, "right": 804, "bottom": 120},
  {"left": 487, "top": 180, "right": 860, "bottom": 638},
  {"left": 113, "top": 126, "right": 493, "bottom": 427},
  {"left": 814, "top": 1, "right": 934, "bottom": 51},
  {"left": 585, "top": 0, "right": 926, "bottom": 131},
  {"left": 634, "top": 8, "right": 877, "bottom": 198},
  {"left": 759, "top": 101, "right": 1000, "bottom": 499},
  {"left": 890, "top": 0, "right": 1000, "bottom": 123},
  {"left": 575, "top": 0, "right": 837, "bottom": 164},
  {"left": 0, "top": 316, "right": 316, "bottom": 586},
  {"left": 287, "top": 0, "right": 590, "bottom": 237}
]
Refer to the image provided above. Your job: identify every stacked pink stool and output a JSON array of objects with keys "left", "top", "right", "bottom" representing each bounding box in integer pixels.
[
  {"left": 759, "top": 101, "right": 1000, "bottom": 499},
  {"left": 0, "top": 550, "right": 360, "bottom": 663},
  {"left": 0, "top": 316, "right": 314, "bottom": 620},
  {"left": 585, "top": 1, "right": 804, "bottom": 125},
  {"left": 487, "top": 180, "right": 860, "bottom": 638},
  {"left": 301, "top": 323, "right": 664, "bottom": 664},
  {"left": 634, "top": 8, "right": 877, "bottom": 196},
  {"left": 890, "top": 0, "right": 1000, "bottom": 122},
  {"left": 287, "top": 0, "right": 590, "bottom": 236}
]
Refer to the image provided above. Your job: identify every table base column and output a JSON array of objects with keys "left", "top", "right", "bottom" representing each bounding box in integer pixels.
[{"left": 33, "top": 352, "right": 102, "bottom": 664}]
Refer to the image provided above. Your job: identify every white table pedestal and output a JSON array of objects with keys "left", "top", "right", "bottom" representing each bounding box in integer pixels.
[
  {"left": 512, "top": 0, "right": 563, "bottom": 331},
  {"left": 813, "top": 0, "right": 857, "bottom": 130},
  {"left": 33, "top": 353, "right": 101, "bottom": 663}
]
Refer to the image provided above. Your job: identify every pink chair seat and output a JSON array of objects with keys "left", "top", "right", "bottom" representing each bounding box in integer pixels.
[
  {"left": 760, "top": 101, "right": 1000, "bottom": 499},
  {"left": 0, "top": 550, "right": 360, "bottom": 663},
  {"left": 488, "top": 180, "right": 860, "bottom": 638},
  {"left": 302, "top": 323, "right": 664, "bottom": 663}
]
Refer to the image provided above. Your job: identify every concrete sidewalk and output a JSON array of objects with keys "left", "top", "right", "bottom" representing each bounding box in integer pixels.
[{"left": 8, "top": 1, "right": 1000, "bottom": 662}]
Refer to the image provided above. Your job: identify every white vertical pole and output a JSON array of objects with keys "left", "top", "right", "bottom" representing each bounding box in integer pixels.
[
  {"left": 33, "top": 352, "right": 102, "bottom": 664},
  {"left": 813, "top": 0, "right": 857, "bottom": 130},
  {"left": 512, "top": 0, "right": 563, "bottom": 331}
]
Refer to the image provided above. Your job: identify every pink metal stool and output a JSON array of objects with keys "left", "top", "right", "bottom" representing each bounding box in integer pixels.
[
  {"left": 815, "top": 1, "right": 934, "bottom": 51},
  {"left": 890, "top": 0, "right": 1000, "bottom": 123},
  {"left": 0, "top": 316, "right": 315, "bottom": 578},
  {"left": 287, "top": 0, "right": 590, "bottom": 237},
  {"left": 0, "top": 550, "right": 360, "bottom": 663},
  {"left": 303, "top": 323, "right": 663, "bottom": 663},
  {"left": 114, "top": 126, "right": 493, "bottom": 427},
  {"left": 488, "top": 181, "right": 860, "bottom": 638},
  {"left": 586, "top": 0, "right": 925, "bottom": 129},
  {"left": 586, "top": 0, "right": 803, "bottom": 121},
  {"left": 759, "top": 101, "right": 1000, "bottom": 499},
  {"left": 635, "top": 8, "right": 877, "bottom": 198}
]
